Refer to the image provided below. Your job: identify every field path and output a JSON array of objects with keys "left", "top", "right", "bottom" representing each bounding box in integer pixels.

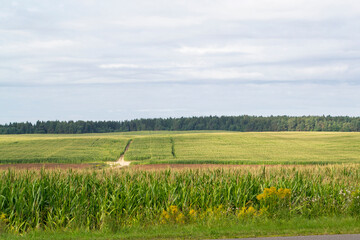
[{"left": 108, "top": 140, "right": 132, "bottom": 168}]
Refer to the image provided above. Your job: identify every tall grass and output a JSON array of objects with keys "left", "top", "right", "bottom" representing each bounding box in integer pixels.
[{"left": 0, "top": 165, "right": 359, "bottom": 233}]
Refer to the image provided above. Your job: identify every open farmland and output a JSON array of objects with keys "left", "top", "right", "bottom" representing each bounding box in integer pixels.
[
  {"left": 0, "top": 134, "right": 130, "bottom": 164},
  {"left": 1, "top": 132, "right": 360, "bottom": 238},
  {"left": 127, "top": 131, "right": 360, "bottom": 165},
  {"left": 0, "top": 165, "right": 359, "bottom": 238},
  {"left": 1, "top": 131, "right": 360, "bottom": 165}
]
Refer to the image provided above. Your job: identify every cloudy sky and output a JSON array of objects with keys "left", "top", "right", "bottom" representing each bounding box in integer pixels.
[{"left": 1, "top": 0, "right": 360, "bottom": 123}]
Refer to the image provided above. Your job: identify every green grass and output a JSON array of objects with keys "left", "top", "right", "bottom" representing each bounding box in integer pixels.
[
  {"left": 1, "top": 132, "right": 360, "bottom": 238},
  {"left": 0, "top": 134, "right": 130, "bottom": 163},
  {"left": 126, "top": 131, "right": 360, "bottom": 165},
  {"left": 2, "top": 131, "right": 360, "bottom": 164},
  {"left": 125, "top": 135, "right": 174, "bottom": 160},
  {"left": 173, "top": 132, "right": 360, "bottom": 164},
  {"left": 1, "top": 217, "right": 359, "bottom": 239}
]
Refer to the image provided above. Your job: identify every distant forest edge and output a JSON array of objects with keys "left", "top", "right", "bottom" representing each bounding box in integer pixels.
[{"left": 2, "top": 116, "right": 360, "bottom": 134}]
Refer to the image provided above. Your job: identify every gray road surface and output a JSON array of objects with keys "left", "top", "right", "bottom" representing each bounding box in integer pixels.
[{"left": 220, "top": 234, "right": 360, "bottom": 240}]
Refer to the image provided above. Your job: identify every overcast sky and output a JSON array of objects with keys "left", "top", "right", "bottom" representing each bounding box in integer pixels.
[{"left": 1, "top": 0, "right": 360, "bottom": 123}]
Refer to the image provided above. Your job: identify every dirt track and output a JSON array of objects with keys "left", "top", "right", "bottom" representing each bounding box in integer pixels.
[
  {"left": 130, "top": 163, "right": 303, "bottom": 170},
  {"left": 107, "top": 140, "right": 132, "bottom": 168},
  {"left": 0, "top": 163, "right": 94, "bottom": 170},
  {"left": 0, "top": 162, "right": 315, "bottom": 171},
  {"left": 0, "top": 140, "right": 134, "bottom": 170}
]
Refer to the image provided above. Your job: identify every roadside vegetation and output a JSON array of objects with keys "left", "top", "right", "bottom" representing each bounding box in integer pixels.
[{"left": 0, "top": 165, "right": 359, "bottom": 238}]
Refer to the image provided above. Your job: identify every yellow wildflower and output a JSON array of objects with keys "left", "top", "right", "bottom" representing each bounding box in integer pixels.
[
  {"left": 175, "top": 213, "right": 185, "bottom": 224},
  {"left": 257, "top": 187, "right": 291, "bottom": 201},
  {"left": 189, "top": 209, "right": 197, "bottom": 220},
  {"left": 169, "top": 205, "right": 178, "bottom": 214},
  {"left": 161, "top": 210, "right": 170, "bottom": 219},
  {"left": 237, "top": 206, "right": 258, "bottom": 219}
]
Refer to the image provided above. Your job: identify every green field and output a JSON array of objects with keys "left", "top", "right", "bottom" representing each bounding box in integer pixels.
[
  {"left": 1, "top": 131, "right": 360, "bottom": 164},
  {"left": 0, "top": 134, "right": 130, "bottom": 163},
  {"left": 0, "top": 165, "right": 359, "bottom": 237},
  {"left": 1, "top": 131, "right": 360, "bottom": 238}
]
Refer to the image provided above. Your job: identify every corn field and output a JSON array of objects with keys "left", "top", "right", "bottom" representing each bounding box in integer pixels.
[{"left": 0, "top": 165, "right": 359, "bottom": 233}]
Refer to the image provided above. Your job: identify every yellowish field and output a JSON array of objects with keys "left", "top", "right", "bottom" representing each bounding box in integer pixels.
[
  {"left": 169, "top": 132, "right": 360, "bottom": 164},
  {"left": 0, "top": 134, "right": 129, "bottom": 163},
  {"left": 1, "top": 131, "right": 360, "bottom": 164}
]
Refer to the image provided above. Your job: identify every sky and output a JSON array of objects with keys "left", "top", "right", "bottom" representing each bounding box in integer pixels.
[{"left": 1, "top": 0, "right": 360, "bottom": 123}]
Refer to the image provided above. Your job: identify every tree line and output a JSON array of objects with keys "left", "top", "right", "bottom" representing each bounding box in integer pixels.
[{"left": 1, "top": 115, "right": 360, "bottom": 134}]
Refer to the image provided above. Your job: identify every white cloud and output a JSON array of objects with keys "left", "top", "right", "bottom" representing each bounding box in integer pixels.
[
  {"left": 98, "top": 64, "right": 140, "bottom": 69},
  {"left": 0, "top": 40, "right": 75, "bottom": 53},
  {"left": 26, "top": 7, "right": 40, "bottom": 13},
  {"left": 110, "top": 16, "right": 204, "bottom": 28},
  {"left": 29, "top": 40, "right": 74, "bottom": 49},
  {"left": 177, "top": 45, "right": 263, "bottom": 55},
  {"left": 2, "top": 0, "right": 360, "bottom": 121},
  {"left": 184, "top": 69, "right": 264, "bottom": 80},
  {"left": 184, "top": 0, "right": 360, "bottom": 21},
  {"left": 297, "top": 64, "right": 349, "bottom": 76}
]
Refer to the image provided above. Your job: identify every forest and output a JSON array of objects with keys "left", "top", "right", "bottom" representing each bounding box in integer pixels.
[{"left": 1, "top": 115, "right": 360, "bottom": 134}]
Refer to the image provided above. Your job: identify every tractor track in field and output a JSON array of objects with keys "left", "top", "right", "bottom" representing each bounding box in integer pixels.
[
  {"left": 0, "top": 140, "right": 133, "bottom": 170},
  {"left": 107, "top": 140, "right": 132, "bottom": 168}
]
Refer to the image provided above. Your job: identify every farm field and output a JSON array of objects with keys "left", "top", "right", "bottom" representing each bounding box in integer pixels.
[
  {"left": 0, "top": 165, "right": 359, "bottom": 238},
  {"left": 1, "top": 132, "right": 360, "bottom": 238},
  {"left": 127, "top": 131, "right": 360, "bottom": 164},
  {"left": 0, "top": 134, "right": 130, "bottom": 164},
  {"left": 1, "top": 131, "right": 360, "bottom": 165}
]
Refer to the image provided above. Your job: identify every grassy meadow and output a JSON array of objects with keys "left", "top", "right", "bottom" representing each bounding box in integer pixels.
[{"left": 2, "top": 131, "right": 360, "bottom": 165}]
